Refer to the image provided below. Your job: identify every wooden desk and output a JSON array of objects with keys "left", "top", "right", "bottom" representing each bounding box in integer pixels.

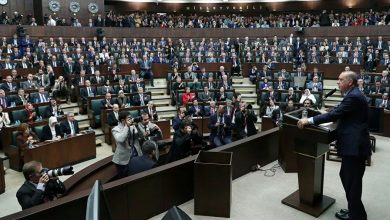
[
  {"left": 384, "top": 111, "right": 390, "bottom": 138},
  {"left": 261, "top": 116, "right": 276, "bottom": 132},
  {"left": 24, "top": 132, "right": 96, "bottom": 169},
  {"left": 1, "top": 116, "right": 66, "bottom": 156},
  {"left": 0, "top": 158, "right": 4, "bottom": 194}
]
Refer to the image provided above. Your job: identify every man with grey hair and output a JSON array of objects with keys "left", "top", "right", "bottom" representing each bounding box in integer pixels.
[{"left": 298, "top": 71, "right": 371, "bottom": 220}]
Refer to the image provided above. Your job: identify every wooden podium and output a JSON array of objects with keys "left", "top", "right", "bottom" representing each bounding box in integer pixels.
[{"left": 281, "top": 108, "right": 337, "bottom": 217}]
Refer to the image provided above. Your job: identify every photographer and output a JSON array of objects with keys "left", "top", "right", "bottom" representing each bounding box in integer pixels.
[
  {"left": 209, "top": 105, "right": 233, "bottom": 147},
  {"left": 128, "top": 140, "right": 158, "bottom": 176},
  {"left": 112, "top": 112, "right": 141, "bottom": 178},
  {"left": 234, "top": 102, "right": 258, "bottom": 139},
  {"left": 16, "top": 161, "right": 68, "bottom": 210},
  {"left": 137, "top": 113, "right": 162, "bottom": 146},
  {"left": 168, "top": 120, "right": 201, "bottom": 163}
]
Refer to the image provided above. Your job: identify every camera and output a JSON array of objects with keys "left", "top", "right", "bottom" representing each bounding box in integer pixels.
[{"left": 41, "top": 166, "right": 74, "bottom": 178}]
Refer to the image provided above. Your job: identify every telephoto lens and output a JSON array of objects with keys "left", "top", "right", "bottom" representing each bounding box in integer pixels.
[{"left": 42, "top": 166, "right": 74, "bottom": 178}]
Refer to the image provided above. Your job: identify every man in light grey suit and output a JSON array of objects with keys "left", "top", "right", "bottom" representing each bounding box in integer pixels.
[{"left": 112, "top": 112, "right": 141, "bottom": 178}]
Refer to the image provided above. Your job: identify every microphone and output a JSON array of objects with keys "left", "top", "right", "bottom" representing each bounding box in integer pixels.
[{"left": 324, "top": 88, "right": 337, "bottom": 99}]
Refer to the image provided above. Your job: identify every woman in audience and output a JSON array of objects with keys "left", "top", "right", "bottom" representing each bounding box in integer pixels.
[
  {"left": 16, "top": 123, "right": 39, "bottom": 153},
  {"left": 42, "top": 116, "right": 64, "bottom": 141},
  {"left": 24, "top": 103, "right": 37, "bottom": 123},
  {"left": 285, "top": 99, "right": 297, "bottom": 113},
  {"left": 265, "top": 98, "right": 279, "bottom": 117},
  {"left": 299, "top": 89, "right": 317, "bottom": 105},
  {"left": 182, "top": 87, "right": 195, "bottom": 106},
  {"left": 117, "top": 90, "right": 130, "bottom": 108}
]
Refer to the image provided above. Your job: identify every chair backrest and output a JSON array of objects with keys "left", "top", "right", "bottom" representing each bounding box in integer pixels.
[
  {"left": 129, "top": 110, "right": 140, "bottom": 118},
  {"left": 280, "top": 93, "right": 288, "bottom": 102},
  {"left": 178, "top": 93, "right": 183, "bottom": 105},
  {"left": 37, "top": 105, "right": 48, "bottom": 118},
  {"left": 11, "top": 109, "right": 27, "bottom": 123},
  {"left": 375, "top": 98, "right": 383, "bottom": 107},
  {"left": 34, "top": 125, "right": 45, "bottom": 140},
  {"left": 12, "top": 131, "right": 19, "bottom": 146},
  {"left": 91, "top": 99, "right": 103, "bottom": 115},
  {"left": 313, "top": 94, "right": 320, "bottom": 105},
  {"left": 96, "top": 87, "right": 104, "bottom": 96},
  {"left": 226, "top": 92, "right": 233, "bottom": 100}
]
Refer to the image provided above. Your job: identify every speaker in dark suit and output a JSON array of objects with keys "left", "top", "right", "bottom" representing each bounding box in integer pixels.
[
  {"left": 298, "top": 72, "right": 371, "bottom": 220},
  {"left": 60, "top": 113, "right": 80, "bottom": 136}
]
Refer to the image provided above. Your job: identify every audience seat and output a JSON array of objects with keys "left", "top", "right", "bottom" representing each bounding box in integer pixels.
[
  {"left": 8, "top": 131, "right": 23, "bottom": 171},
  {"left": 88, "top": 99, "right": 103, "bottom": 128},
  {"left": 11, "top": 109, "right": 26, "bottom": 123},
  {"left": 37, "top": 105, "right": 48, "bottom": 118},
  {"left": 34, "top": 125, "right": 45, "bottom": 140}
]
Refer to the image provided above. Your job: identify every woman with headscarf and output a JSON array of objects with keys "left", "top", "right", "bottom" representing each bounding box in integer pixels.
[
  {"left": 24, "top": 103, "right": 37, "bottom": 123},
  {"left": 299, "top": 89, "right": 317, "bottom": 105},
  {"left": 42, "top": 116, "right": 63, "bottom": 141}
]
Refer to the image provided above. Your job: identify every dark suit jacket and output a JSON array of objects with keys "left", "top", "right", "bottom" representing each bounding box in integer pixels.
[
  {"left": 16, "top": 181, "right": 46, "bottom": 210},
  {"left": 60, "top": 120, "right": 80, "bottom": 135},
  {"left": 127, "top": 155, "right": 156, "bottom": 175},
  {"left": 132, "top": 94, "right": 150, "bottom": 106},
  {"left": 80, "top": 87, "right": 96, "bottom": 101},
  {"left": 0, "top": 82, "right": 18, "bottom": 92},
  {"left": 0, "top": 96, "right": 12, "bottom": 108},
  {"left": 208, "top": 114, "right": 232, "bottom": 138},
  {"left": 43, "top": 106, "right": 64, "bottom": 118},
  {"left": 143, "top": 108, "right": 158, "bottom": 121},
  {"left": 188, "top": 105, "right": 204, "bottom": 117},
  {"left": 13, "top": 95, "right": 29, "bottom": 106},
  {"left": 312, "top": 87, "right": 371, "bottom": 157},
  {"left": 131, "top": 84, "right": 145, "bottom": 93},
  {"left": 107, "top": 111, "right": 119, "bottom": 126},
  {"left": 101, "top": 99, "right": 116, "bottom": 109},
  {"left": 42, "top": 124, "right": 64, "bottom": 141}
]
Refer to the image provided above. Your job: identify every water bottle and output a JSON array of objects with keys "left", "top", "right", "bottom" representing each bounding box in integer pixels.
[
  {"left": 28, "top": 141, "right": 33, "bottom": 149},
  {"left": 11, "top": 102, "right": 15, "bottom": 107},
  {"left": 302, "top": 108, "right": 308, "bottom": 119},
  {"left": 15, "top": 120, "right": 20, "bottom": 126}
]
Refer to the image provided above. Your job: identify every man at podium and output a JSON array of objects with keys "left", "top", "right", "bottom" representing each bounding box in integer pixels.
[{"left": 298, "top": 71, "right": 371, "bottom": 220}]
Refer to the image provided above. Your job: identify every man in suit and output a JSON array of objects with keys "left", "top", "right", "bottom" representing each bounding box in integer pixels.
[
  {"left": 108, "top": 104, "right": 120, "bottom": 127},
  {"left": 219, "top": 75, "right": 232, "bottom": 90},
  {"left": 376, "top": 93, "right": 390, "bottom": 110},
  {"left": 1, "top": 75, "right": 18, "bottom": 92},
  {"left": 60, "top": 112, "right": 80, "bottom": 136},
  {"left": 128, "top": 140, "right": 158, "bottom": 175},
  {"left": 298, "top": 71, "right": 371, "bottom": 220},
  {"left": 112, "top": 112, "right": 142, "bottom": 178},
  {"left": 131, "top": 78, "right": 145, "bottom": 93},
  {"left": 101, "top": 93, "right": 116, "bottom": 109},
  {"left": 43, "top": 99, "right": 64, "bottom": 118},
  {"left": 307, "top": 76, "right": 323, "bottom": 92},
  {"left": 13, "top": 89, "right": 29, "bottom": 106},
  {"left": 188, "top": 99, "right": 203, "bottom": 117},
  {"left": 16, "top": 161, "right": 52, "bottom": 210},
  {"left": 198, "top": 86, "right": 214, "bottom": 103},
  {"left": 139, "top": 55, "right": 154, "bottom": 86},
  {"left": 208, "top": 105, "right": 232, "bottom": 147},
  {"left": 22, "top": 74, "right": 39, "bottom": 89},
  {"left": 36, "top": 69, "right": 51, "bottom": 89},
  {"left": 90, "top": 70, "right": 105, "bottom": 85},
  {"left": 0, "top": 89, "right": 11, "bottom": 108},
  {"left": 143, "top": 101, "right": 158, "bottom": 121},
  {"left": 85, "top": 61, "right": 97, "bottom": 75},
  {"left": 132, "top": 87, "right": 150, "bottom": 106},
  {"left": 16, "top": 56, "right": 32, "bottom": 69},
  {"left": 80, "top": 80, "right": 96, "bottom": 103},
  {"left": 33, "top": 87, "right": 50, "bottom": 103}
]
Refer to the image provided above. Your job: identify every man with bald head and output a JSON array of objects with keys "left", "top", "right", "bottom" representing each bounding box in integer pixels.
[{"left": 298, "top": 71, "right": 371, "bottom": 220}]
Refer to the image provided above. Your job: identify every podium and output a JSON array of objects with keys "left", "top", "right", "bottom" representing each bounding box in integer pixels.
[{"left": 281, "top": 108, "right": 336, "bottom": 217}]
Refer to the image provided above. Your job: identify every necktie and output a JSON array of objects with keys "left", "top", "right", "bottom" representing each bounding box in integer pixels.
[
  {"left": 140, "top": 95, "right": 145, "bottom": 106},
  {"left": 23, "top": 63, "right": 27, "bottom": 68},
  {"left": 53, "top": 62, "right": 56, "bottom": 67},
  {"left": 70, "top": 122, "right": 75, "bottom": 135},
  {"left": 80, "top": 77, "right": 84, "bottom": 85},
  {"left": 40, "top": 94, "right": 44, "bottom": 102},
  {"left": 8, "top": 83, "right": 12, "bottom": 91},
  {"left": 1, "top": 98, "right": 5, "bottom": 107},
  {"left": 88, "top": 87, "right": 91, "bottom": 96}
]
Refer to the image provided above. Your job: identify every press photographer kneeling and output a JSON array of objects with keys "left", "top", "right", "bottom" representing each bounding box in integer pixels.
[{"left": 16, "top": 161, "right": 74, "bottom": 210}]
